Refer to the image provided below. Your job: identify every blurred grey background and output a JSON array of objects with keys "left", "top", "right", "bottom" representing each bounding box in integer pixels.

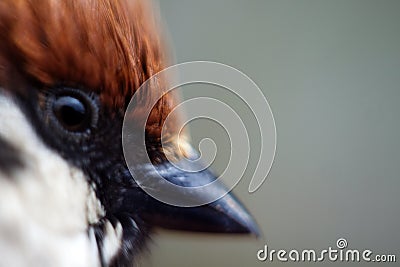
[{"left": 142, "top": 1, "right": 400, "bottom": 266}]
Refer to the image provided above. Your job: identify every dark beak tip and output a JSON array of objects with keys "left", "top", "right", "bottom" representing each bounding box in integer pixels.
[
  {"left": 245, "top": 220, "right": 263, "bottom": 239},
  {"left": 230, "top": 212, "right": 263, "bottom": 239},
  {"left": 207, "top": 192, "right": 263, "bottom": 238}
]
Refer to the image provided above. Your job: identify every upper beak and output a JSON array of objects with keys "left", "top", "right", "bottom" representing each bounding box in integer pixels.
[{"left": 121, "top": 160, "right": 260, "bottom": 237}]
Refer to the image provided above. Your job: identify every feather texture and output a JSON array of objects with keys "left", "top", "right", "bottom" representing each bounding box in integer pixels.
[{"left": 0, "top": 0, "right": 177, "bottom": 138}]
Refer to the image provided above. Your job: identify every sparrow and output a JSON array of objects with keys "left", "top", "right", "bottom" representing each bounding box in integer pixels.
[{"left": 0, "top": 1, "right": 259, "bottom": 266}]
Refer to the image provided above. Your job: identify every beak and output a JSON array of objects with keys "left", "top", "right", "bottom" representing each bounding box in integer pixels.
[{"left": 121, "top": 160, "right": 260, "bottom": 237}]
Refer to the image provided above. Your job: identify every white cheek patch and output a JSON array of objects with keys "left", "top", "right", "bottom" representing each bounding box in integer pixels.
[
  {"left": 0, "top": 92, "right": 104, "bottom": 267},
  {"left": 87, "top": 183, "right": 106, "bottom": 225},
  {"left": 102, "top": 220, "right": 123, "bottom": 265}
]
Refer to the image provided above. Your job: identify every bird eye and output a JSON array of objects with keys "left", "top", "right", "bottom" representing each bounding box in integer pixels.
[
  {"left": 47, "top": 88, "right": 98, "bottom": 134},
  {"left": 53, "top": 96, "right": 90, "bottom": 132}
]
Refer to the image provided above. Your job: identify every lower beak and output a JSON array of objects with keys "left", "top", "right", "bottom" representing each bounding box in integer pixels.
[{"left": 122, "top": 161, "right": 260, "bottom": 237}]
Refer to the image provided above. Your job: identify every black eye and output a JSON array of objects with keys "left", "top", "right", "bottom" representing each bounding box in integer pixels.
[
  {"left": 53, "top": 96, "right": 90, "bottom": 132},
  {"left": 47, "top": 88, "right": 98, "bottom": 134}
]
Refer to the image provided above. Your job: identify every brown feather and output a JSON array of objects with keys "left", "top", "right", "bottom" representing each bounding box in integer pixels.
[{"left": 0, "top": 0, "right": 182, "bottom": 152}]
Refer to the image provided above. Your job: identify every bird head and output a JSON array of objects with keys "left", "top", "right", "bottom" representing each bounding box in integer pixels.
[{"left": 0, "top": 1, "right": 259, "bottom": 266}]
